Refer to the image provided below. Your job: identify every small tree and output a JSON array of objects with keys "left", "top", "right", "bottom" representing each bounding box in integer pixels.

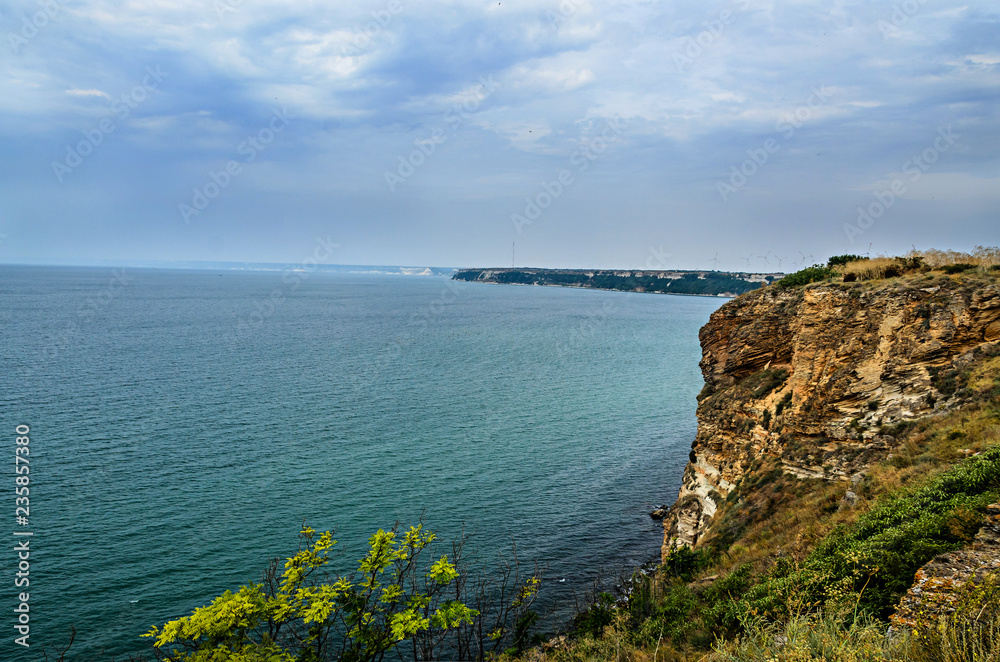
[{"left": 145, "top": 524, "right": 506, "bottom": 662}]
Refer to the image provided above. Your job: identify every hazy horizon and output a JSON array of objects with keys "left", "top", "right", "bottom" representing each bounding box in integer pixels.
[{"left": 0, "top": 258, "right": 793, "bottom": 274}]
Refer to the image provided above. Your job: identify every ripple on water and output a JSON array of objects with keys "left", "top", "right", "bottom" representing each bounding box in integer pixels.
[{"left": 0, "top": 267, "right": 723, "bottom": 659}]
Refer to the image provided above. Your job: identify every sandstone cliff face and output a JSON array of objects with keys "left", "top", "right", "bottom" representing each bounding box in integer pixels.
[{"left": 663, "top": 275, "right": 1000, "bottom": 558}]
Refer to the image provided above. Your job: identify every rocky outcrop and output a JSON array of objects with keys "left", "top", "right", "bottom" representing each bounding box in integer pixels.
[
  {"left": 663, "top": 275, "right": 1000, "bottom": 557},
  {"left": 891, "top": 503, "right": 1000, "bottom": 630}
]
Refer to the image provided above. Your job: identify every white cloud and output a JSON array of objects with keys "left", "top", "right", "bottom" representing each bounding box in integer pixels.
[
  {"left": 964, "top": 53, "right": 1000, "bottom": 67},
  {"left": 66, "top": 89, "right": 111, "bottom": 99}
]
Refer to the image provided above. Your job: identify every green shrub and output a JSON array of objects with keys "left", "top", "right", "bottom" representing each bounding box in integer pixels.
[
  {"left": 944, "top": 263, "right": 976, "bottom": 274},
  {"left": 930, "top": 366, "right": 961, "bottom": 397},
  {"left": 572, "top": 592, "right": 616, "bottom": 638},
  {"left": 700, "top": 565, "right": 754, "bottom": 636},
  {"left": 649, "top": 582, "right": 701, "bottom": 644},
  {"left": 827, "top": 255, "right": 867, "bottom": 268},
  {"left": 662, "top": 546, "right": 711, "bottom": 582},
  {"left": 776, "top": 266, "right": 834, "bottom": 289},
  {"left": 775, "top": 391, "right": 793, "bottom": 416},
  {"left": 145, "top": 524, "right": 540, "bottom": 662}
]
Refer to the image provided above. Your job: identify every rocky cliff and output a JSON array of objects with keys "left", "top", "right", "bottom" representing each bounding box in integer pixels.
[{"left": 662, "top": 272, "right": 1000, "bottom": 558}]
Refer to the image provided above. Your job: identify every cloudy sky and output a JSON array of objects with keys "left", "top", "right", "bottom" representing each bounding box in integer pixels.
[{"left": 1, "top": 0, "right": 997, "bottom": 271}]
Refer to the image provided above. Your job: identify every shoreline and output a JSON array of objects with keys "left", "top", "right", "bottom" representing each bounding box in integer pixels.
[
  {"left": 453, "top": 277, "right": 741, "bottom": 299},
  {"left": 452, "top": 266, "right": 779, "bottom": 299}
]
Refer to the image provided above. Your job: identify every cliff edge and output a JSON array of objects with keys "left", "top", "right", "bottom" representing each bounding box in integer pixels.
[{"left": 663, "top": 269, "right": 1000, "bottom": 558}]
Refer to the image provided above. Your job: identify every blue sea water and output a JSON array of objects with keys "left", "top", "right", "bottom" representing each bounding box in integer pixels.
[{"left": 0, "top": 265, "right": 725, "bottom": 659}]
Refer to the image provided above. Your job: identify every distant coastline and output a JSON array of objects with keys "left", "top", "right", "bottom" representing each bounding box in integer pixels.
[{"left": 452, "top": 267, "right": 782, "bottom": 298}]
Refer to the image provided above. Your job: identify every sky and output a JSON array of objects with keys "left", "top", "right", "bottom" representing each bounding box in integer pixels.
[{"left": 0, "top": 0, "right": 998, "bottom": 272}]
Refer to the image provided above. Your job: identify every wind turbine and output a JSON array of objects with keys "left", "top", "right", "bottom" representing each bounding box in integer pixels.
[
  {"left": 757, "top": 250, "right": 771, "bottom": 267},
  {"left": 776, "top": 255, "right": 787, "bottom": 270},
  {"left": 742, "top": 253, "right": 753, "bottom": 270},
  {"left": 709, "top": 252, "right": 720, "bottom": 270}
]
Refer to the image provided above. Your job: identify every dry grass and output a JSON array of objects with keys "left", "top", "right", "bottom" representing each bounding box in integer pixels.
[
  {"left": 839, "top": 257, "right": 905, "bottom": 281},
  {"left": 907, "top": 246, "right": 1000, "bottom": 269},
  {"left": 860, "top": 408, "right": 997, "bottom": 497},
  {"left": 711, "top": 604, "right": 1000, "bottom": 662},
  {"left": 711, "top": 612, "right": 899, "bottom": 662},
  {"left": 831, "top": 247, "right": 1000, "bottom": 284},
  {"left": 703, "top": 475, "right": 849, "bottom": 578},
  {"left": 967, "top": 355, "right": 1000, "bottom": 393}
]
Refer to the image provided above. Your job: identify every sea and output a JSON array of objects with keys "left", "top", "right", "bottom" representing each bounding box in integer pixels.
[{"left": 0, "top": 265, "right": 726, "bottom": 659}]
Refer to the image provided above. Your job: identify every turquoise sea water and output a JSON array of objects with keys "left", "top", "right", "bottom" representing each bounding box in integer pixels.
[{"left": 0, "top": 265, "right": 725, "bottom": 659}]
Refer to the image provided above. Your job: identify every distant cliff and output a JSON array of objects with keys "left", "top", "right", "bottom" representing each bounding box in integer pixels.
[
  {"left": 663, "top": 269, "right": 1000, "bottom": 557},
  {"left": 453, "top": 268, "right": 778, "bottom": 297}
]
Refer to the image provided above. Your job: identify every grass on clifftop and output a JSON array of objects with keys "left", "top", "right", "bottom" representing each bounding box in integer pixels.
[{"left": 775, "top": 247, "right": 1000, "bottom": 290}]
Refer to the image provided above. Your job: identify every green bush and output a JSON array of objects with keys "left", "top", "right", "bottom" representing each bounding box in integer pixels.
[
  {"left": 775, "top": 391, "right": 793, "bottom": 416},
  {"left": 647, "top": 582, "right": 701, "bottom": 644},
  {"left": 776, "top": 266, "right": 834, "bottom": 289},
  {"left": 572, "top": 592, "right": 616, "bottom": 638},
  {"left": 700, "top": 564, "right": 755, "bottom": 636},
  {"left": 145, "top": 524, "right": 540, "bottom": 662},
  {"left": 930, "top": 366, "right": 961, "bottom": 397},
  {"left": 662, "top": 546, "right": 711, "bottom": 582}
]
